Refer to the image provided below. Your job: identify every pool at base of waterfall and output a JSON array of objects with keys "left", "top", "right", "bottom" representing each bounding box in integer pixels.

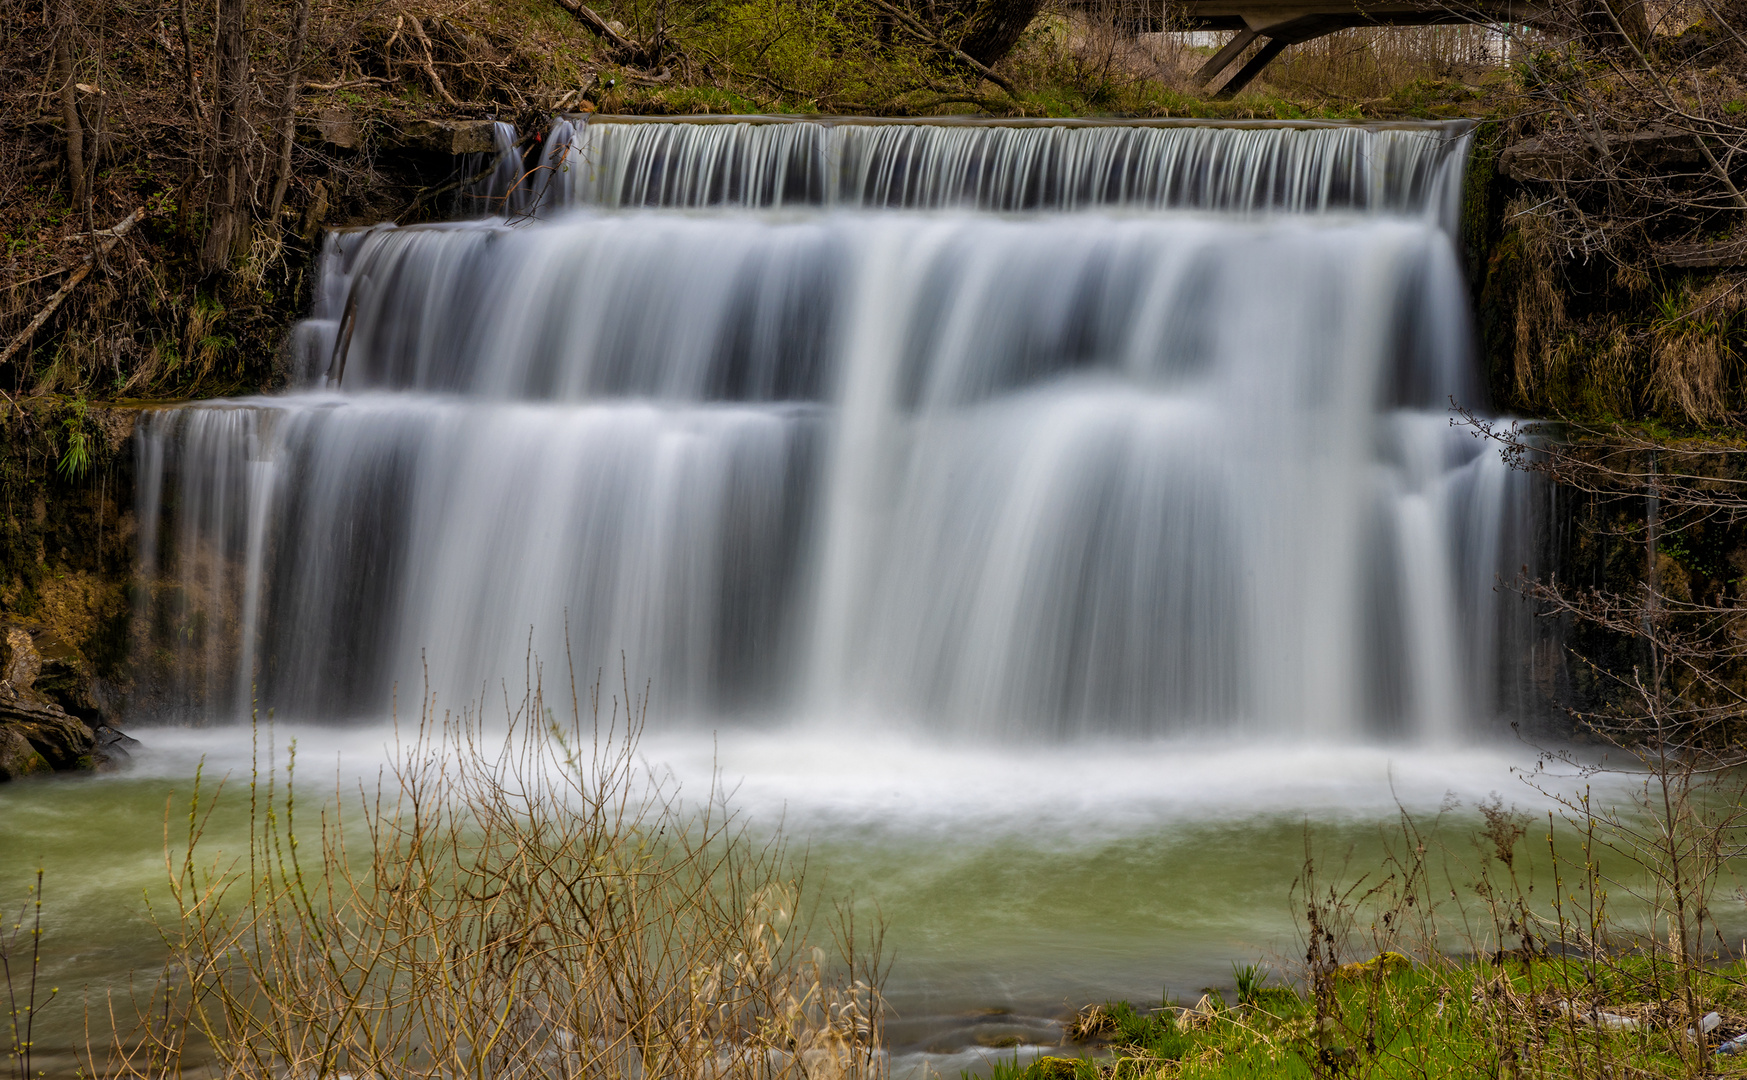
[
  {"left": 30, "top": 117, "right": 1574, "bottom": 1077},
  {"left": 0, "top": 719, "right": 1640, "bottom": 1078}
]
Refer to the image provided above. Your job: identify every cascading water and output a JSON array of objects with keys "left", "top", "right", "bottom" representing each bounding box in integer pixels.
[
  {"left": 134, "top": 117, "right": 1536, "bottom": 740},
  {"left": 522, "top": 117, "right": 1471, "bottom": 225}
]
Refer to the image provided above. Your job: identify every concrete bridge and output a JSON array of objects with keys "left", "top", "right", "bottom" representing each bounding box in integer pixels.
[{"left": 1177, "top": 0, "right": 1552, "bottom": 95}]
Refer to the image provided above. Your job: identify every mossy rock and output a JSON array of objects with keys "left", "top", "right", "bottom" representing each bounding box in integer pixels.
[
  {"left": 0, "top": 727, "right": 51, "bottom": 780},
  {"left": 1026, "top": 1056, "right": 1091, "bottom": 1080},
  {"left": 1336, "top": 951, "right": 1411, "bottom": 980}
]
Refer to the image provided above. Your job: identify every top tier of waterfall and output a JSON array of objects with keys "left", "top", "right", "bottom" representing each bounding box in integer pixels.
[{"left": 505, "top": 118, "right": 1472, "bottom": 223}]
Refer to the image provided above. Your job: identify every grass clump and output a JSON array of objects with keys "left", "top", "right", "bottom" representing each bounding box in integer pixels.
[{"left": 1036, "top": 954, "right": 1747, "bottom": 1080}]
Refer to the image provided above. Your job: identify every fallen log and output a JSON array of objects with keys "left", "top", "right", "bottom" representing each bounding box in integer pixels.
[
  {"left": 549, "top": 0, "right": 649, "bottom": 61},
  {"left": 0, "top": 208, "right": 144, "bottom": 371},
  {"left": 865, "top": 0, "right": 1017, "bottom": 97}
]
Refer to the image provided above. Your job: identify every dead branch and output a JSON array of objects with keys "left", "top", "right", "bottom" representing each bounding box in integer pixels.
[
  {"left": 407, "top": 15, "right": 460, "bottom": 106},
  {"left": 0, "top": 209, "right": 143, "bottom": 372},
  {"left": 548, "top": 0, "right": 651, "bottom": 62}
]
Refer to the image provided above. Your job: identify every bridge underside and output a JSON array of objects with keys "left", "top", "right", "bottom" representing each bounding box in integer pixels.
[{"left": 1171, "top": 2, "right": 1548, "bottom": 97}]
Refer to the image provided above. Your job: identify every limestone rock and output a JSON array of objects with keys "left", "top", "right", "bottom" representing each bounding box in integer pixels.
[
  {"left": 395, "top": 118, "right": 497, "bottom": 156},
  {"left": 0, "top": 726, "right": 50, "bottom": 780},
  {"left": 0, "top": 624, "right": 133, "bottom": 782},
  {"left": 93, "top": 723, "right": 141, "bottom": 771},
  {"left": 300, "top": 108, "right": 364, "bottom": 151},
  {"left": 1499, "top": 124, "right": 1705, "bottom": 182},
  {"left": 2, "top": 626, "right": 41, "bottom": 693}
]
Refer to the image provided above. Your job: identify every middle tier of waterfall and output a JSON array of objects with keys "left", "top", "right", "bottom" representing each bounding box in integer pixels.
[{"left": 294, "top": 211, "right": 1476, "bottom": 399}]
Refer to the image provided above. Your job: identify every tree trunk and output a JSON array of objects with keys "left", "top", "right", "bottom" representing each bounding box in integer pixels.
[
  {"left": 178, "top": 0, "right": 205, "bottom": 137},
  {"left": 953, "top": 0, "right": 1047, "bottom": 65},
  {"left": 203, "top": 0, "right": 254, "bottom": 272},
  {"left": 267, "top": 0, "right": 313, "bottom": 222},
  {"left": 55, "top": 0, "right": 85, "bottom": 210}
]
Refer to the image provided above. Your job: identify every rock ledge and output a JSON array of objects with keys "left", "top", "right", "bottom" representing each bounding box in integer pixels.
[{"left": 0, "top": 627, "right": 134, "bottom": 781}]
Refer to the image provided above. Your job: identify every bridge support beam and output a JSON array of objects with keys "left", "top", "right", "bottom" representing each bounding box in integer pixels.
[
  {"left": 1210, "top": 35, "right": 1291, "bottom": 97},
  {"left": 1194, "top": 15, "right": 1355, "bottom": 98},
  {"left": 1195, "top": 14, "right": 1356, "bottom": 97},
  {"left": 1192, "top": 27, "right": 1258, "bottom": 87}
]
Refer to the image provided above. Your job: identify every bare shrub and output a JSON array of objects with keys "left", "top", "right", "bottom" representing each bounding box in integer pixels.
[
  {"left": 96, "top": 667, "right": 886, "bottom": 1079},
  {"left": 1264, "top": 24, "right": 1504, "bottom": 99}
]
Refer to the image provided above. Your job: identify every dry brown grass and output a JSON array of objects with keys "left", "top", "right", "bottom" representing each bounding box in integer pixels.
[
  {"left": 1651, "top": 280, "right": 1743, "bottom": 424},
  {"left": 1507, "top": 194, "right": 1574, "bottom": 409},
  {"left": 92, "top": 667, "right": 887, "bottom": 1079}
]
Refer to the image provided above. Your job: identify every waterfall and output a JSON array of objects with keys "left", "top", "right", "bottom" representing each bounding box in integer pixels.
[
  {"left": 522, "top": 118, "right": 1472, "bottom": 227},
  {"left": 134, "top": 118, "right": 1534, "bottom": 740},
  {"left": 456, "top": 120, "right": 533, "bottom": 218}
]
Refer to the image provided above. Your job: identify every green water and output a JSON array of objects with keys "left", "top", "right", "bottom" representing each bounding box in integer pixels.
[{"left": 0, "top": 722, "right": 1695, "bottom": 1075}]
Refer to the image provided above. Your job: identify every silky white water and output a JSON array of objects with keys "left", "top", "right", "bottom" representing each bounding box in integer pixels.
[
  {"left": 79, "top": 117, "right": 1563, "bottom": 1066},
  {"left": 522, "top": 118, "right": 1472, "bottom": 225},
  {"left": 137, "top": 121, "right": 1535, "bottom": 737}
]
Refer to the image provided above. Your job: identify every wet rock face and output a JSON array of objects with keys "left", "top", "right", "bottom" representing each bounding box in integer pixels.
[
  {"left": 0, "top": 624, "right": 133, "bottom": 781},
  {"left": 2, "top": 627, "right": 40, "bottom": 692}
]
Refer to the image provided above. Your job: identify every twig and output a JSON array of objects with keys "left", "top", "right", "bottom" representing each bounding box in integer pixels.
[
  {"left": 4, "top": 267, "right": 76, "bottom": 291},
  {"left": 742, "top": 69, "right": 804, "bottom": 98},
  {"left": 0, "top": 209, "right": 142, "bottom": 371},
  {"left": 303, "top": 76, "right": 388, "bottom": 90}
]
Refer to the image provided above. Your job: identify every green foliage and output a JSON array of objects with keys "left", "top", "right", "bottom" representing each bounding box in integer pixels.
[
  {"left": 1104, "top": 1000, "right": 1194, "bottom": 1061},
  {"left": 1036, "top": 956, "right": 1747, "bottom": 1080},
  {"left": 974, "top": 1055, "right": 1102, "bottom": 1080},
  {"left": 56, "top": 399, "right": 91, "bottom": 482},
  {"left": 1514, "top": 46, "right": 1596, "bottom": 95},
  {"left": 608, "top": 0, "right": 948, "bottom": 110},
  {"left": 1231, "top": 961, "right": 1269, "bottom": 1007},
  {"left": 977, "top": 1054, "right": 1031, "bottom": 1080}
]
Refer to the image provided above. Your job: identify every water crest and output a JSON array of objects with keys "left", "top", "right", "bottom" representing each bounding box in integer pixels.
[{"left": 520, "top": 118, "right": 1471, "bottom": 226}]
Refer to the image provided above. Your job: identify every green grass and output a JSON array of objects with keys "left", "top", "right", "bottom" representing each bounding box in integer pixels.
[{"left": 972, "top": 955, "right": 1747, "bottom": 1080}]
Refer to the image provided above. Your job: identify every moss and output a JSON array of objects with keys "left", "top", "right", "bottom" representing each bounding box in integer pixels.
[
  {"left": 0, "top": 398, "right": 141, "bottom": 698},
  {"left": 1022, "top": 1057, "right": 1096, "bottom": 1080}
]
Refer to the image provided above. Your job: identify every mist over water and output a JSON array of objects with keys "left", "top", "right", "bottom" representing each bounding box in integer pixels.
[{"left": 4, "top": 717, "right": 1613, "bottom": 1073}]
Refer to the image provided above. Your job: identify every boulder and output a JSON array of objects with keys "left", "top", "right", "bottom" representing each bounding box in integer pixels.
[
  {"left": 394, "top": 118, "right": 498, "bottom": 156},
  {"left": 0, "top": 726, "right": 50, "bottom": 779},
  {"left": 1499, "top": 123, "right": 1705, "bottom": 182},
  {"left": 300, "top": 108, "right": 365, "bottom": 151},
  {"left": 0, "top": 625, "right": 133, "bottom": 781}
]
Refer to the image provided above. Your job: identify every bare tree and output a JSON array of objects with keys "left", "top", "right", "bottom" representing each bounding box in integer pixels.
[
  {"left": 202, "top": 0, "right": 255, "bottom": 272},
  {"left": 53, "top": 0, "right": 83, "bottom": 210}
]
